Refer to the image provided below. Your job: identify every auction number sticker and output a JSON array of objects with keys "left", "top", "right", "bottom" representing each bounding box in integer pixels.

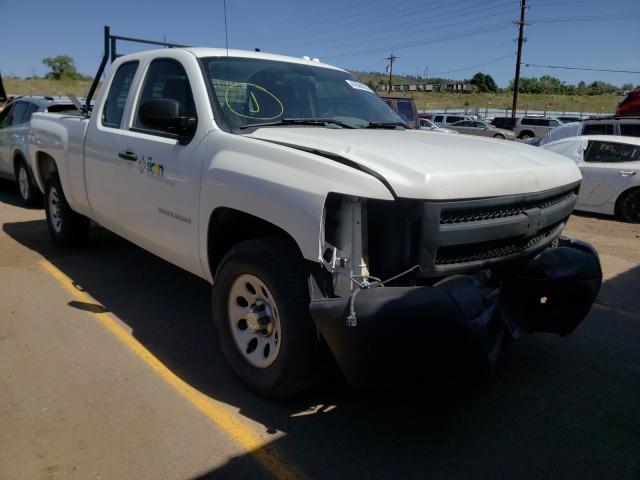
[{"left": 345, "top": 80, "right": 374, "bottom": 93}]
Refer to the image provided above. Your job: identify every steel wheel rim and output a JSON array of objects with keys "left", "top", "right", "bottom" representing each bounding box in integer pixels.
[
  {"left": 48, "top": 186, "right": 62, "bottom": 233},
  {"left": 228, "top": 273, "right": 282, "bottom": 368},
  {"left": 623, "top": 192, "right": 640, "bottom": 222},
  {"left": 18, "top": 167, "right": 29, "bottom": 199}
]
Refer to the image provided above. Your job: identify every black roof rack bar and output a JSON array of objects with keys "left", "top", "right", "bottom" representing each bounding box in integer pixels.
[{"left": 84, "top": 25, "right": 191, "bottom": 113}]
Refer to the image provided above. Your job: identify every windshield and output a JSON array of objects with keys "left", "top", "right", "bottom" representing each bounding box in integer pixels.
[{"left": 201, "top": 56, "right": 403, "bottom": 130}]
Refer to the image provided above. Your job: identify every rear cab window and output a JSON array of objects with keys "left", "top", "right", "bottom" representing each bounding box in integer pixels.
[
  {"left": 585, "top": 140, "right": 640, "bottom": 163},
  {"left": 102, "top": 61, "right": 139, "bottom": 128}
]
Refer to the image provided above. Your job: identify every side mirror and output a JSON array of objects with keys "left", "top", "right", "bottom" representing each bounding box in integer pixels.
[{"left": 139, "top": 99, "right": 196, "bottom": 139}]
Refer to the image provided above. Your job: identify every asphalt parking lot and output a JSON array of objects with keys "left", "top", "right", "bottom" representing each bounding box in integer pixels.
[{"left": 1, "top": 179, "right": 639, "bottom": 480}]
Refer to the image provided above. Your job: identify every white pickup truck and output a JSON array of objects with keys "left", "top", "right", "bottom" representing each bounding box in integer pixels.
[{"left": 29, "top": 45, "right": 602, "bottom": 397}]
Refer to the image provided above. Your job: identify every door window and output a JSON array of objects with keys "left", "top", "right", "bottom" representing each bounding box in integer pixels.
[
  {"left": 102, "top": 61, "right": 139, "bottom": 128},
  {"left": 585, "top": 140, "right": 640, "bottom": 163},
  {"left": 134, "top": 59, "right": 197, "bottom": 134},
  {"left": 0, "top": 104, "right": 13, "bottom": 128},
  {"left": 22, "top": 103, "right": 40, "bottom": 123},
  {"left": 396, "top": 100, "right": 414, "bottom": 122},
  {"left": 582, "top": 123, "right": 614, "bottom": 135},
  {"left": 434, "top": 115, "right": 443, "bottom": 122},
  {"left": 10, "top": 102, "right": 29, "bottom": 126},
  {"left": 620, "top": 124, "right": 640, "bottom": 137}
]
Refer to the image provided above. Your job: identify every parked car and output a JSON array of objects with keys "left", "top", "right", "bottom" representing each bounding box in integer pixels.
[
  {"left": 419, "top": 118, "right": 458, "bottom": 134},
  {"left": 448, "top": 120, "right": 515, "bottom": 140},
  {"left": 0, "top": 95, "right": 77, "bottom": 205},
  {"left": 28, "top": 36, "right": 601, "bottom": 397},
  {"left": 540, "top": 135, "right": 640, "bottom": 222},
  {"left": 514, "top": 117, "right": 562, "bottom": 140},
  {"left": 432, "top": 113, "right": 473, "bottom": 127},
  {"left": 556, "top": 116, "right": 582, "bottom": 123},
  {"left": 616, "top": 89, "right": 640, "bottom": 116},
  {"left": 491, "top": 116, "right": 518, "bottom": 131},
  {"left": 536, "top": 117, "right": 640, "bottom": 146},
  {"left": 379, "top": 95, "right": 418, "bottom": 129}
]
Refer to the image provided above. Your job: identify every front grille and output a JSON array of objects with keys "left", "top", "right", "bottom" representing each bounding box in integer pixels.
[
  {"left": 435, "top": 221, "right": 564, "bottom": 266},
  {"left": 440, "top": 189, "right": 577, "bottom": 225}
]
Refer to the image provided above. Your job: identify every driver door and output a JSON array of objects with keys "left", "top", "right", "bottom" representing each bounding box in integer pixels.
[{"left": 116, "top": 57, "right": 205, "bottom": 275}]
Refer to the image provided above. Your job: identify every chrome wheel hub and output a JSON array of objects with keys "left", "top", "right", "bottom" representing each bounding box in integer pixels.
[
  {"left": 48, "top": 187, "right": 62, "bottom": 234},
  {"left": 18, "top": 167, "right": 29, "bottom": 199},
  {"left": 228, "top": 273, "right": 281, "bottom": 368}
]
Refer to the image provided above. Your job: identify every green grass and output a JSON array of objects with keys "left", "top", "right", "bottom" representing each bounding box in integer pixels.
[
  {"left": 4, "top": 77, "right": 620, "bottom": 114},
  {"left": 385, "top": 91, "right": 619, "bottom": 114},
  {"left": 4, "top": 77, "right": 96, "bottom": 98}
]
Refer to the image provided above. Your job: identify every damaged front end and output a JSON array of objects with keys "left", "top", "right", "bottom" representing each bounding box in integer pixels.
[{"left": 312, "top": 190, "right": 602, "bottom": 388}]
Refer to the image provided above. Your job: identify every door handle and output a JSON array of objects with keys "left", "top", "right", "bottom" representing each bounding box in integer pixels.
[
  {"left": 620, "top": 171, "right": 636, "bottom": 176},
  {"left": 118, "top": 150, "right": 137, "bottom": 161}
]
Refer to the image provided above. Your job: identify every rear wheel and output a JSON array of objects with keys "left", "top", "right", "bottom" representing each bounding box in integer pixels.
[
  {"left": 519, "top": 131, "right": 534, "bottom": 140},
  {"left": 212, "top": 238, "right": 321, "bottom": 398},
  {"left": 44, "top": 173, "right": 90, "bottom": 247},
  {"left": 617, "top": 188, "right": 640, "bottom": 223},
  {"left": 15, "top": 160, "right": 42, "bottom": 206}
]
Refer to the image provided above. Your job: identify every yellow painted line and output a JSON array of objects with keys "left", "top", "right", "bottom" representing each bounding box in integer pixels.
[{"left": 38, "top": 259, "right": 305, "bottom": 480}]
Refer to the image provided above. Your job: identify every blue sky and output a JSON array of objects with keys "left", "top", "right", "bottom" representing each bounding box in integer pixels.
[{"left": 1, "top": 0, "right": 639, "bottom": 87}]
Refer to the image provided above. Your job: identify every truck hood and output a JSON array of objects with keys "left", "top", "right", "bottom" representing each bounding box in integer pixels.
[{"left": 244, "top": 127, "right": 582, "bottom": 200}]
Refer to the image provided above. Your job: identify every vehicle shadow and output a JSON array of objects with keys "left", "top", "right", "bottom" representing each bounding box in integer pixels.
[{"left": 3, "top": 217, "right": 639, "bottom": 479}]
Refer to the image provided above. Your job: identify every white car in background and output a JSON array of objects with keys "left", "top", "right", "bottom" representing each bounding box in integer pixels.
[
  {"left": 419, "top": 118, "right": 458, "bottom": 134},
  {"left": 541, "top": 135, "right": 640, "bottom": 222},
  {"left": 0, "top": 95, "right": 77, "bottom": 205}
]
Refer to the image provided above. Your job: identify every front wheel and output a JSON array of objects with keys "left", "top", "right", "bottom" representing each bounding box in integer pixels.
[
  {"left": 15, "top": 161, "right": 42, "bottom": 206},
  {"left": 617, "top": 188, "right": 640, "bottom": 223},
  {"left": 44, "top": 173, "right": 90, "bottom": 247},
  {"left": 212, "top": 238, "right": 322, "bottom": 398},
  {"left": 493, "top": 133, "right": 505, "bottom": 139}
]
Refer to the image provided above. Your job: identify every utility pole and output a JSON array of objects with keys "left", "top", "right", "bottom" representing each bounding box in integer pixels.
[
  {"left": 511, "top": 0, "right": 526, "bottom": 117},
  {"left": 386, "top": 54, "right": 397, "bottom": 94}
]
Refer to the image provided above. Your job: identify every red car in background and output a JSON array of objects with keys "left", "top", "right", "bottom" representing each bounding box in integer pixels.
[{"left": 616, "top": 90, "right": 640, "bottom": 116}]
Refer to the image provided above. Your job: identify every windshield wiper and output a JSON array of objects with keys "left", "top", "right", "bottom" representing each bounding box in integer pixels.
[
  {"left": 364, "top": 121, "right": 407, "bottom": 129},
  {"left": 240, "top": 117, "right": 355, "bottom": 130}
]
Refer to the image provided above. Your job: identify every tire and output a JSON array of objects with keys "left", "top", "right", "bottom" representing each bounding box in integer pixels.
[
  {"left": 15, "top": 160, "right": 43, "bottom": 206},
  {"left": 617, "top": 188, "right": 640, "bottom": 223},
  {"left": 519, "top": 131, "right": 534, "bottom": 140},
  {"left": 44, "top": 173, "right": 90, "bottom": 247},
  {"left": 493, "top": 133, "right": 505, "bottom": 139},
  {"left": 212, "top": 238, "right": 321, "bottom": 398}
]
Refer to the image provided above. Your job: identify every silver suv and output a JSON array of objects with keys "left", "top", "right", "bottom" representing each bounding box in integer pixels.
[
  {"left": 433, "top": 113, "right": 473, "bottom": 127},
  {"left": 514, "top": 117, "right": 562, "bottom": 140}
]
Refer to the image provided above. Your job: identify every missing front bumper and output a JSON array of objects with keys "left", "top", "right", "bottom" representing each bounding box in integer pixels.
[{"left": 309, "top": 240, "right": 602, "bottom": 388}]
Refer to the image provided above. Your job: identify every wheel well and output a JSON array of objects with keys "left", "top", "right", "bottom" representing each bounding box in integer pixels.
[
  {"left": 615, "top": 186, "right": 640, "bottom": 215},
  {"left": 207, "top": 207, "right": 303, "bottom": 280},
  {"left": 519, "top": 130, "right": 535, "bottom": 138},
  {"left": 13, "top": 150, "right": 26, "bottom": 173},
  {"left": 36, "top": 152, "right": 58, "bottom": 186}
]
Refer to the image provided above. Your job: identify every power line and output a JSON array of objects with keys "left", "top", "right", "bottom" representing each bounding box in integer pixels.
[
  {"left": 323, "top": 21, "right": 513, "bottom": 59},
  {"left": 291, "top": 1, "right": 515, "bottom": 53},
  {"left": 523, "top": 63, "right": 640, "bottom": 74},
  {"left": 529, "top": 14, "right": 640, "bottom": 23},
  {"left": 249, "top": 0, "right": 480, "bottom": 42},
  {"left": 429, "top": 53, "right": 516, "bottom": 77}
]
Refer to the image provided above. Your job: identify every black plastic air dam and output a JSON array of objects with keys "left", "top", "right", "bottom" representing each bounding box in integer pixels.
[{"left": 309, "top": 240, "right": 602, "bottom": 389}]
